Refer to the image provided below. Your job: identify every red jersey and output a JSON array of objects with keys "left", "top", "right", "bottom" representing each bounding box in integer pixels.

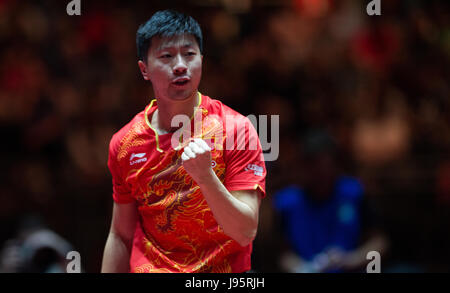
[{"left": 107, "top": 93, "right": 266, "bottom": 273}]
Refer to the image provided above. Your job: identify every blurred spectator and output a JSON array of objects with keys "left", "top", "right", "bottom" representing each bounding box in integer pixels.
[
  {"left": 273, "top": 131, "right": 389, "bottom": 272},
  {"left": 0, "top": 215, "right": 77, "bottom": 273}
]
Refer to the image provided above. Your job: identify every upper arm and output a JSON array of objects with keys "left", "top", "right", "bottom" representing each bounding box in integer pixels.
[
  {"left": 223, "top": 115, "right": 267, "bottom": 198},
  {"left": 109, "top": 201, "right": 139, "bottom": 245},
  {"left": 230, "top": 189, "right": 262, "bottom": 219},
  {"left": 108, "top": 135, "right": 135, "bottom": 204}
]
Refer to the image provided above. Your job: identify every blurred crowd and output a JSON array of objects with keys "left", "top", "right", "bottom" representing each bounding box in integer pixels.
[{"left": 0, "top": 0, "right": 449, "bottom": 272}]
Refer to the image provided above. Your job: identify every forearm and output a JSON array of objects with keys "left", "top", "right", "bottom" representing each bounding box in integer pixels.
[
  {"left": 196, "top": 170, "right": 258, "bottom": 247},
  {"left": 101, "top": 231, "right": 132, "bottom": 273}
]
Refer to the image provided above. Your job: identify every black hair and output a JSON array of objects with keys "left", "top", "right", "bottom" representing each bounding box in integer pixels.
[{"left": 136, "top": 10, "right": 203, "bottom": 62}]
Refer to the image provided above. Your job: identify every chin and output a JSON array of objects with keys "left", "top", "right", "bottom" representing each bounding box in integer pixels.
[{"left": 169, "top": 89, "right": 195, "bottom": 101}]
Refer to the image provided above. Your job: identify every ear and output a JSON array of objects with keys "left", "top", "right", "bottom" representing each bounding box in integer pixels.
[{"left": 138, "top": 60, "right": 150, "bottom": 81}]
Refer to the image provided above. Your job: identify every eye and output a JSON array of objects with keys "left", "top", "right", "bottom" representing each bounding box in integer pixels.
[
  {"left": 185, "top": 52, "right": 196, "bottom": 56},
  {"left": 159, "top": 54, "right": 172, "bottom": 59}
]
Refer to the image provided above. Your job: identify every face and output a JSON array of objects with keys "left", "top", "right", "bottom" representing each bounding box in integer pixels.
[
  {"left": 138, "top": 34, "right": 202, "bottom": 101},
  {"left": 304, "top": 152, "right": 338, "bottom": 201}
]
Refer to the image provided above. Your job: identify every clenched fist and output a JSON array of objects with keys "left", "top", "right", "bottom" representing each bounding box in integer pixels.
[{"left": 181, "top": 138, "right": 214, "bottom": 185}]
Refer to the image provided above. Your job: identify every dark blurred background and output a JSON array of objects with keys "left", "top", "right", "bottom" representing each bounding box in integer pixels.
[{"left": 0, "top": 0, "right": 449, "bottom": 272}]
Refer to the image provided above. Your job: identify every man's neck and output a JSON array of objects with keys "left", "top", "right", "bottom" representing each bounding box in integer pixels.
[{"left": 151, "top": 91, "right": 199, "bottom": 134}]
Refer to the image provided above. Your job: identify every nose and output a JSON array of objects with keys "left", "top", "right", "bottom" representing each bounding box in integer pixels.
[{"left": 173, "top": 54, "right": 187, "bottom": 75}]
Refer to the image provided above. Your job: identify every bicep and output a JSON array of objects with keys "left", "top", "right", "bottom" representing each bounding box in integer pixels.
[
  {"left": 110, "top": 201, "right": 139, "bottom": 242},
  {"left": 230, "top": 189, "right": 261, "bottom": 217}
]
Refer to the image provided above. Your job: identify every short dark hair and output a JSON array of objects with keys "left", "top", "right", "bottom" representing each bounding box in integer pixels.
[{"left": 136, "top": 10, "right": 203, "bottom": 62}]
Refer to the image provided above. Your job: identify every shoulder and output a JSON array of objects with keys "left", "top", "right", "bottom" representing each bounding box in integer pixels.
[
  {"left": 109, "top": 109, "right": 147, "bottom": 157},
  {"left": 201, "top": 94, "right": 257, "bottom": 137},
  {"left": 205, "top": 95, "right": 257, "bottom": 135},
  {"left": 203, "top": 95, "right": 248, "bottom": 121}
]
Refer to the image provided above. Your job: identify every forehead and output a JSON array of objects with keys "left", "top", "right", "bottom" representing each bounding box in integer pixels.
[{"left": 149, "top": 34, "right": 199, "bottom": 52}]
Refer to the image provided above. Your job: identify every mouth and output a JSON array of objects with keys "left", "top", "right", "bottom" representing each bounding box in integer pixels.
[{"left": 172, "top": 77, "right": 190, "bottom": 87}]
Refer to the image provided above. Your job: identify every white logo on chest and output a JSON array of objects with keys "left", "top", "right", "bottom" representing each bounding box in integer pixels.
[{"left": 130, "top": 153, "right": 147, "bottom": 165}]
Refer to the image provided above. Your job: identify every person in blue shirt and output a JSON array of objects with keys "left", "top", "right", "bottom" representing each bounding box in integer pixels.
[{"left": 274, "top": 131, "right": 389, "bottom": 273}]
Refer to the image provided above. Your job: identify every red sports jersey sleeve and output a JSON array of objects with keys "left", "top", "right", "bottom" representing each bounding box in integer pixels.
[
  {"left": 223, "top": 115, "right": 266, "bottom": 197},
  {"left": 108, "top": 133, "right": 135, "bottom": 204}
]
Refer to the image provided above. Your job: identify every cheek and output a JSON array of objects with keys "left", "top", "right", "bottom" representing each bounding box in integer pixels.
[
  {"left": 149, "top": 66, "right": 168, "bottom": 83},
  {"left": 191, "top": 59, "right": 202, "bottom": 80}
]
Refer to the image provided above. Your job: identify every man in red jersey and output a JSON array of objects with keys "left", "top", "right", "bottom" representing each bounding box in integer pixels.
[{"left": 101, "top": 10, "right": 266, "bottom": 273}]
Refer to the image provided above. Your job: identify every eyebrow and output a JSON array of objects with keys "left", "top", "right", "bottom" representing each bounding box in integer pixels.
[{"left": 156, "top": 43, "right": 195, "bottom": 52}]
